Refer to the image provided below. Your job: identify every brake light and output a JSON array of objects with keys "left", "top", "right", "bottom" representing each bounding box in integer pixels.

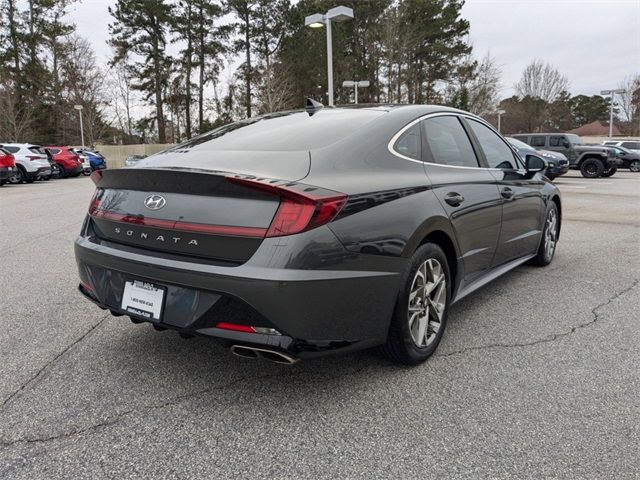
[
  {"left": 26, "top": 155, "right": 42, "bottom": 161},
  {"left": 226, "top": 176, "right": 347, "bottom": 237}
]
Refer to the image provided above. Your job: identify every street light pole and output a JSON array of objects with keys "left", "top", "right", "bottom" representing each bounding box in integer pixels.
[
  {"left": 600, "top": 89, "right": 626, "bottom": 138},
  {"left": 305, "top": 6, "right": 354, "bottom": 107},
  {"left": 326, "top": 17, "right": 333, "bottom": 107},
  {"left": 74, "top": 105, "right": 85, "bottom": 150},
  {"left": 342, "top": 80, "right": 370, "bottom": 104},
  {"left": 496, "top": 109, "right": 506, "bottom": 133}
]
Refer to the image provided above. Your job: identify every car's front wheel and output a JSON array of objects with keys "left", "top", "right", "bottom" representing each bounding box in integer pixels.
[
  {"left": 383, "top": 243, "right": 451, "bottom": 365},
  {"left": 530, "top": 202, "right": 559, "bottom": 266}
]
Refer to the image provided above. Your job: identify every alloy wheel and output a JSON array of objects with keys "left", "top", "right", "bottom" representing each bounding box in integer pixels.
[
  {"left": 630, "top": 160, "right": 640, "bottom": 173},
  {"left": 544, "top": 209, "right": 558, "bottom": 261},
  {"left": 408, "top": 258, "right": 446, "bottom": 348}
]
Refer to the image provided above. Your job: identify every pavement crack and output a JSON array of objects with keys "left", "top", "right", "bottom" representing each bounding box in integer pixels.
[
  {"left": 0, "top": 364, "right": 369, "bottom": 449},
  {"left": 437, "top": 278, "right": 639, "bottom": 358},
  {"left": 1, "top": 313, "right": 110, "bottom": 408}
]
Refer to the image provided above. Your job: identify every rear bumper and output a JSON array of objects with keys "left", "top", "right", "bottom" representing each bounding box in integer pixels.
[
  {"left": 74, "top": 227, "right": 404, "bottom": 358},
  {"left": 0, "top": 166, "right": 15, "bottom": 180}
]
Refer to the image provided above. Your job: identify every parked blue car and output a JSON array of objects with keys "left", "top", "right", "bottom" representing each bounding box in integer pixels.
[{"left": 74, "top": 149, "right": 107, "bottom": 171}]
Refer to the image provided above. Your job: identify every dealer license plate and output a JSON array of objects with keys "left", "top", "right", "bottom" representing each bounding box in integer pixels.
[{"left": 121, "top": 280, "right": 165, "bottom": 320}]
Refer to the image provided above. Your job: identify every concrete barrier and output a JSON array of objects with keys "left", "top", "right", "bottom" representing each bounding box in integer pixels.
[{"left": 94, "top": 144, "right": 175, "bottom": 169}]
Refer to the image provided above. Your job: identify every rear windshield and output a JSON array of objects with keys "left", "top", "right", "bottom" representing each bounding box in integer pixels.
[
  {"left": 169, "top": 109, "right": 386, "bottom": 152},
  {"left": 28, "top": 146, "right": 44, "bottom": 154}
]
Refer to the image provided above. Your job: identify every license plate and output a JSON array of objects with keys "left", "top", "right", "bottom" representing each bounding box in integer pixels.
[{"left": 121, "top": 280, "right": 165, "bottom": 320}]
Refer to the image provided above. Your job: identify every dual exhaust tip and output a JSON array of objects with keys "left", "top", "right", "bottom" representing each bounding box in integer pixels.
[{"left": 231, "top": 345, "right": 298, "bottom": 365}]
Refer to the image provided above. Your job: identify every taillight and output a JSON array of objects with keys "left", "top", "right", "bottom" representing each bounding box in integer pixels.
[
  {"left": 216, "top": 322, "right": 281, "bottom": 335},
  {"left": 26, "top": 155, "right": 41, "bottom": 161},
  {"left": 226, "top": 176, "right": 347, "bottom": 237}
]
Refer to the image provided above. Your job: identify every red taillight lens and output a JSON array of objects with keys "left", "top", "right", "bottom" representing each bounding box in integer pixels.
[
  {"left": 216, "top": 322, "right": 256, "bottom": 333},
  {"left": 227, "top": 176, "right": 347, "bottom": 238},
  {"left": 26, "top": 155, "right": 41, "bottom": 161}
]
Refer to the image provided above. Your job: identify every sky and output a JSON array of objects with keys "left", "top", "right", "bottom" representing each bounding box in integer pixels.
[{"left": 69, "top": 0, "right": 640, "bottom": 100}]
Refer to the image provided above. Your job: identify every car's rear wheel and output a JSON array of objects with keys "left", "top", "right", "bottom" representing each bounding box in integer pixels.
[
  {"left": 8, "top": 166, "right": 25, "bottom": 184},
  {"left": 629, "top": 160, "right": 640, "bottom": 172},
  {"left": 530, "top": 202, "right": 559, "bottom": 266},
  {"left": 383, "top": 243, "right": 451, "bottom": 365},
  {"left": 580, "top": 158, "right": 603, "bottom": 178},
  {"left": 601, "top": 166, "right": 617, "bottom": 177}
]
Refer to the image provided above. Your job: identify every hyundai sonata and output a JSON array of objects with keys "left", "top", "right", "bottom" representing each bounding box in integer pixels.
[{"left": 76, "top": 105, "right": 561, "bottom": 365}]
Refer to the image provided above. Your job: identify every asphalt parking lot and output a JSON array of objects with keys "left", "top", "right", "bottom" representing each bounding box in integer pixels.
[{"left": 0, "top": 171, "right": 638, "bottom": 479}]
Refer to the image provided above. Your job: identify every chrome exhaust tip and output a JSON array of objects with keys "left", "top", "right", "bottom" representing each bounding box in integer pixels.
[{"left": 230, "top": 345, "right": 298, "bottom": 365}]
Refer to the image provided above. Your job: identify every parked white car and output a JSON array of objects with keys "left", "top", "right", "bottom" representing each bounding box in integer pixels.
[
  {"left": 0, "top": 143, "right": 52, "bottom": 184},
  {"left": 602, "top": 140, "right": 640, "bottom": 154},
  {"left": 72, "top": 149, "right": 92, "bottom": 175}
]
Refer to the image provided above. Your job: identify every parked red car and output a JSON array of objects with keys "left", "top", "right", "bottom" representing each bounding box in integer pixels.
[
  {"left": 0, "top": 147, "right": 16, "bottom": 186},
  {"left": 44, "top": 146, "right": 83, "bottom": 178}
]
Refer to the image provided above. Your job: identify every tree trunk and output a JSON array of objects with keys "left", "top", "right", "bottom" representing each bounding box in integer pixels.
[
  {"left": 184, "top": 3, "right": 193, "bottom": 139},
  {"left": 244, "top": 13, "right": 252, "bottom": 118},
  {"left": 152, "top": 32, "right": 166, "bottom": 143},
  {"left": 198, "top": 4, "right": 205, "bottom": 131},
  {"left": 7, "top": 0, "right": 22, "bottom": 101}
]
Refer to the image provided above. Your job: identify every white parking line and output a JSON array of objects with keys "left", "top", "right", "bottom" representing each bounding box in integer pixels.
[
  {"left": 557, "top": 181, "right": 614, "bottom": 186},
  {"left": 559, "top": 185, "right": 587, "bottom": 189}
]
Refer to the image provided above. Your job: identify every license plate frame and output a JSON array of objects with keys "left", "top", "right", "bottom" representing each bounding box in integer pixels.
[{"left": 121, "top": 280, "right": 166, "bottom": 321}]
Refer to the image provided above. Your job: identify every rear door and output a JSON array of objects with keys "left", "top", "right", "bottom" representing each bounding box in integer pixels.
[
  {"left": 421, "top": 114, "right": 503, "bottom": 283},
  {"left": 464, "top": 118, "right": 546, "bottom": 266}
]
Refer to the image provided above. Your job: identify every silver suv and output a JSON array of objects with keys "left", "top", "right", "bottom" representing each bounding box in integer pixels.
[{"left": 0, "top": 143, "right": 52, "bottom": 183}]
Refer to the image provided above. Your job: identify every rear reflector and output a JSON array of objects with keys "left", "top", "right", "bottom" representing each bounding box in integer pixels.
[
  {"left": 216, "top": 322, "right": 281, "bottom": 335},
  {"left": 226, "top": 176, "right": 347, "bottom": 237}
]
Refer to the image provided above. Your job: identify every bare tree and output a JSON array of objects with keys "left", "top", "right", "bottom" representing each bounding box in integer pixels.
[
  {"left": 515, "top": 60, "right": 570, "bottom": 103},
  {"left": 109, "top": 59, "right": 136, "bottom": 141},
  {"left": 254, "top": 60, "right": 295, "bottom": 114},
  {"left": 0, "top": 77, "right": 35, "bottom": 141},
  {"left": 617, "top": 74, "right": 640, "bottom": 135},
  {"left": 469, "top": 53, "right": 502, "bottom": 115}
]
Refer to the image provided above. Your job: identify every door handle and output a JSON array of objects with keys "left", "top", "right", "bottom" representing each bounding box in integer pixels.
[
  {"left": 501, "top": 187, "right": 514, "bottom": 199},
  {"left": 444, "top": 192, "right": 465, "bottom": 207}
]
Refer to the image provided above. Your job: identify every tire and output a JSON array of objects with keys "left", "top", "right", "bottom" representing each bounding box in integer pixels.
[
  {"left": 529, "top": 202, "right": 559, "bottom": 267},
  {"left": 0, "top": 180, "right": 5, "bottom": 186},
  {"left": 601, "top": 166, "right": 617, "bottom": 177},
  {"left": 57, "top": 165, "right": 68, "bottom": 178},
  {"left": 629, "top": 160, "right": 640, "bottom": 173},
  {"left": 580, "top": 158, "right": 603, "bottom": 178},
  {"left": 383, "top": 243, "right": 451, "bottom": 365},
  {"left": 8, "top": 166, "right": 25, "bottom": 184}
]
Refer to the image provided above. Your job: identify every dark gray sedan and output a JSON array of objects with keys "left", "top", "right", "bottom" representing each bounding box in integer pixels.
[{"left": 75, "top": 105, "right": 561, "bottom": 365}]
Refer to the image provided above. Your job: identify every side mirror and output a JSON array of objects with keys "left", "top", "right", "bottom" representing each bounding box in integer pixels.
[
  {"left": 525, "top": 154, "right": 547, "bottom": 174},
  {"left": 562, "top": 141, "right": 570, "bottom": 148}
]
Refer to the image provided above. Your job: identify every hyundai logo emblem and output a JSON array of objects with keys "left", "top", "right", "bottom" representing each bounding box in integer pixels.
[{"left": 144, "top": 194, "right": 166, "bottom": 210}]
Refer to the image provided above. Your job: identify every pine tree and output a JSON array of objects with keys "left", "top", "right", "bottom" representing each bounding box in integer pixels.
[{"left": 109, "top": 0, "right": 173, "bottom": 143}]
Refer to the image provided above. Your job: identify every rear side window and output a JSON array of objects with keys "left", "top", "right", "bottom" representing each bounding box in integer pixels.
[
  {"left": 531, "top": 136, "right": 546, "bottom": 147},
  {"left": 48, "top": 148, "right": 61, "bottom": 154},
  {"left": 393, "top": 123, "right": 421, "bottom": 160},
  {"left": 3, "top": 146, "right": 19, "bottom": 153},
  {"left": 622, "top": 142, "right": 640, "bottom": 149},
  {"left": 467, "top": 119, "right": 518, "bottom": 169},
  {"left": 422, "top": 116, "right": 479, "bottom": 168},
  {"left": 549, "top": 136, "right": 566, "bottom": 147}
]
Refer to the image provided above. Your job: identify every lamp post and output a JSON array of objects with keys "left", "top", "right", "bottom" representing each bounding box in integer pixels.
[
  {"left": 74, "top": 104, "right": 85, "bottom": 150},
  {"left": 342, "top": 80, "right": 370, "bottom": 104},
  {"left": 495, "top": 109, "right": 506, "bottom": 133},
  {"left": 305, "top": 6, "right": 354, "bottom": 107},
  {"left": 600, "top": 89, "right": 625, "bottom": 138}
]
